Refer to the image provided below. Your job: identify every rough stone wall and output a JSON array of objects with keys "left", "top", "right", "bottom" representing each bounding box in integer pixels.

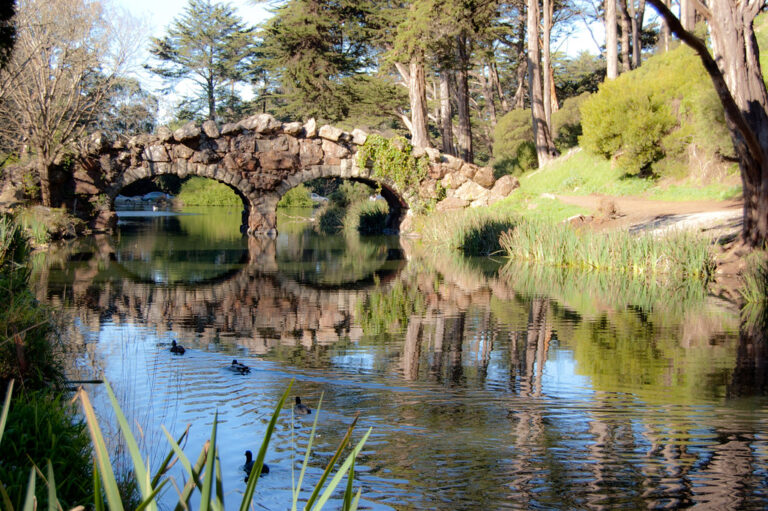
[{"left": 70, "top": 113, "right": 520, "bottom": 235}]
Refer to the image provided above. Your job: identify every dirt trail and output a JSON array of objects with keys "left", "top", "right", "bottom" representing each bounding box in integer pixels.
[{"left": 555, "top": 194, "right": 743, "bottom": 236}]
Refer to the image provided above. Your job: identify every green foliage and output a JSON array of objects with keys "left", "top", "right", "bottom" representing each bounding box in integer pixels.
[
  {"left": 551, "top": 92, "right": 590, "bottom": 152},
  {"left": 492, "top": 109, "right": 535, "bottom": 177},
  {"left": 417, "top": 209, "right": 516, "bottom": 256},
  {"left": 357, "top": 134, "right": 428, "bottom": 201},
  {"left": 93, "top": 77, "right": 158, "bottom": 135},
  {"left": 500, "top": 217, "right": 715, "bottom": 280},
  {"left": 580, "top": 43, "right": 734, "bottom": 177},
  {"left": 176, "top": 177, "right": 241, "bottom": 206},
  {"left": 0, "top": 216, "right": 62, "bottom": 391},
  {"left": 343, "top": 200, "right": 388, "bottom": 236},
  {"left": 0, "top": 391, "right": 91, "bottom": 510},
  {"left": 329, "top": 181, "right": 373, "bottom": 208},
  {"left": 740, "top": 250, "right": 768, "bottom": 304},
  {"left": 278, "top": 184, "right": 314, "bottom": 208},
  {"left": 315, "top": 204, "right": 345, "bottom": 234},
  {"left": 147, "top": 0, "right": 258, "bottom": 121}
]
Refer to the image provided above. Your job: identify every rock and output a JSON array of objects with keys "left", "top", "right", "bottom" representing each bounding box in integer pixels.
[
  {"left": 441, "top": 172, "right": 468, "bottom": 190},
  {"left": 428, "top": 163, "right": 448, "bottom": 180},
  {"left": 239, "top": 113, "right": 282, "bottom": 133},
  {"left": 460, "top": 163, "right": 477, "bottom": 180},
  {"left": 412, "top": 146, "right": 426, "bottom": 158},
  {"left": 88, "top": 131, "right": 110, "bottom": 153},
  {"left": 173, "top": 144, "right": 195, "bottom": 160},
  {"left": 221, "top": 122, "right": 240, "bottom": 136},
  {"left": 173, "top": 122, "right": 201, "bottom": 142},
  {"left": 156, "top": 126, "right": 173, "bottom": 142},
  {"left": 419, "top": 179, "right": 441, "bottom": 199},
  {"left": 540, "top": 192, "right": 556, "bottom": 200},
  {"left": 300, "top": 140, "right": 324, "bottom": 166},
  {"left": 321, "top": 139, "right": 350, "bottom": 161},
  {"left": 304, "top": 118, "right": 317, "bottom": 138},
  {"left": 490, "top": 175, "right": 520, "bottom": 197},
  {"left": 436, "top": 197, "right": 469, "bottom": 211},
  {"left": 351, "top": 128, "right": 368, "bottom": 145},
  {"left": 425, "top": 147, "right": 440, "bottom": 161},
  {"left": 473, "top": 166, "right": 495, "bottom": 188},
  {"left": 283, "top": 121, "right": 303, "bottom": 136},
  {"left": 442, "top": 154, "right": 463, "bottom": 171},
  {"left": 143, "top": 145, "right": 170, "bottom": 162},
  {"left": 318, "top": 125, "right": 344, "bottom": 142},
  {"left": 454, "top": 181, "right": 489, "bottom": 202},
  {"left": 258, "top": 151, "right": 298, "bottom": 170},
  {"left": 202, "top": 120, "right": 220, "bottom": 138}
]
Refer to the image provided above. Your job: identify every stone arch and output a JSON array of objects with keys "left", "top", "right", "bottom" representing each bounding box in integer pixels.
[
  {"left": 107, "top": 163, "right": 257, "bottom": 234},
  {"left": 268, "top": 160, "right": 412, "bottom": 234}
]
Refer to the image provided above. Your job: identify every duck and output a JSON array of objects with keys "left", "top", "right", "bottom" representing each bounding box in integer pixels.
[
  {"left": 294, "top": 396, "right": 311, "bottom": 415},
  {"left": 229, "top": 359, "right": 250, "bottom": 374},
  {"left": 170, "top": 340, "right": 185, "bottom": 355},
  {"left": 243, "top": 450, "right": 269, "bottom": 482}
]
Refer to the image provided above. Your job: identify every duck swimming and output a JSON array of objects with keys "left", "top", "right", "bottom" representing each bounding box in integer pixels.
[
  {"left": 229, "top": 359, "right": 250, "bottom": 374},
  {"left": 170, "top": 340, "right": 185, "bottom": 355},
  {"left": 243, "top": 450, "right": 269, "bottom": 482},
  {"left": 294, "top": 396, "right": 311, "bottom": 415}
]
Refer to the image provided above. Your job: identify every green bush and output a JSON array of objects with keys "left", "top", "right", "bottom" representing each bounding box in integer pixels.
[
  {"left": 492, "top": 109, "right": 536, "bottom": 177},
  {"left": 551, "top": 92, "right": 590, "bottom": 152},
  {"left": 580, "top": 43, "right": 734, "bottom": 177},
  {"left": 315, "top": 204, "right": 345, "bottom": 234},
  {"left": 176, "top": 176, "right": 241, "bottom": 206},
  {"left": 329, "top": 181, "right": 373, "bottom": 208},
  {"left": 0, "top": 391, "right": 92, "bottom": 510},
  {"left": 278, "top": 183, "right": 314, "bottom": 208},
  {"left": 343, "top": 200, "right": 388, "bottom": 236}
]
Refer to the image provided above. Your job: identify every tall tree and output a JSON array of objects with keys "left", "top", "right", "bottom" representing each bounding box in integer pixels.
[
  {"left": 629, "top": 0, "right": 646, "bottom": 68},
  {"left": 148, "top": 0, "right": 257, "bottom": 121},
  {"left": 0, "top": 0, "right": 15, "bottom": 70},
  {"left": 605, "top": 0, "right": 618, "bottom": 79},
  {"left": 618, "top": 0, "right": 631, "bottom": 72},
  {"left": 646, "top": 0, "right": 768, "bottom": 246},
  {"left": 0, "top": 0, "right": 136, "bottom": 207},
  {"left": 527, "top": 0, "right": 558, "bottom": 164}
]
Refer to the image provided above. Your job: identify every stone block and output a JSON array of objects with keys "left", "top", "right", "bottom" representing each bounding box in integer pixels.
[
  {"left": 300, "top": 140, "right": 324, "bottom": 166},
  {"left": 427, "top": 163, "right": 447, "bottom": 180},
  {"left": 441, "top": 172, "right": 467, "bottom": 190},
  {"left": 190, "top": 149, "right": 218, "bottom": 164},
  {"left": 318, "top": 125, "right": 343, "bottom": 142},
  {"left": 425, "top": 147, "right": 440, "bottom": 161},
  {"left": 321, "top": 139, "right": 350, "bottom": 160},
  {"left": 460, "top": 163, "right": 477, "bottom": 180},
  {"left": 283, "top": 122, "right": 303, "bottom": 136},
  {"left": 221, "top": 122, "right": 240, "bottom": 136},
  {"left": 442, "top": 154, "right": 463, "bottom": 171},
  {"left": 239, "top": 113, "right": 281, "bottom": 133},
  {"left": 173, "top": 144, "right": 195, "bottom": 160},
  {"left": 173, "top": 122, "right": 201, "bottom": 142},
  {"left": 273, "top": 135, "right": 300, "bottom": 153},
  {"left": 155, "top": 126, "right": 173, "bottom": 143},
  {"left": 255, "top": 139, "right": 273, "bottom": 152},
  {"left": 258, "top": 151, "right": 298, "bottom": 170},
  {"left": 202, "top": 120, "right": 220, "bottom": 138},
  {"left": 455, "top": 181, "right": 488, "bottom": 202},
  {"left": 351, "top": 128, "right": 368, "bottom": 145},
  {"left": 304, "top": 118, "right": 317, "bottom": 138}
]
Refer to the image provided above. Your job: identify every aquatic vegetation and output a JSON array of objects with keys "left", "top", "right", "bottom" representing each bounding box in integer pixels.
[
  {"left": 416, "top": 209, "right": 516, "bottom": 256},
  {"left": 740, "top": 250, "right": 768, "bottom": 304},
  {"left": 0, "top": 380, "right": 370, "bottom": 510},
  {"left": 343, "top": 199, "right": 388, "bottom": 236},
  {"left": 356, "top": 279, "right": 426, "bottom": 336},
  {"left": 500, "top": 218, "right": 715, "bottom": 280}
]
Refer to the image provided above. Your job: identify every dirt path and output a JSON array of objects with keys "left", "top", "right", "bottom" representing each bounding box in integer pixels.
[{"left": 555, "top": 194, "right": 743, "bottom": 237}]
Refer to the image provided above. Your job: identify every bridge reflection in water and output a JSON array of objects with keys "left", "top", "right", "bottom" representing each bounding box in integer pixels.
[{"left": 29, "top": 214, "right": 768, "bottom": 510}]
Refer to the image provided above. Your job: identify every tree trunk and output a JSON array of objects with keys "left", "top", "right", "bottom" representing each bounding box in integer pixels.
[
  {"left": 512, "top": 3, "right": 528, "bottom": 108},
  {"left": 618, "top": 0, "right": 632, "bottom": 72},
  {"left": 207, "top": 76, "right": 216, "bottom": 120},
  {"left": 630, "top": 0, "right": 645, "bottom": 68},
  {"left": 680, "top": 0, "right": 695, "bottom": 31},
  {"left": 605, "top": 0, "right": 619, "bottom": 79},
  {"left": 409, "top": 56, "right": 431, "bottom": 148},
  {"left": 660, "top": 0, "right": 670, "bottom": 52},
  {"left": 455, "top": 34, "right": 473, "bottom": 163},
  {"left": 439, "top": 70, "right": 455, "bottom": 156},
  {"left": 490, "top": 61, "right": 509, "bottom": 113},
  {"left": 479, "top": 64, "right": 498, "bottom": 127},
  {"left": 647, "top": 0, "right": 768, "bottom": 246},
  {"left": 542, "top": 0, "right": 554, "bottom": 128},
  {"left": 37, "top": 159, "right": 51, "bottom": 207},
  {"left": 527, "top": 0, "right": 558, "bottom": 164}
]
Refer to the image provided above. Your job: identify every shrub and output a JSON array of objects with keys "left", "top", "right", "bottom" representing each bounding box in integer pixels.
[
  {"left": 551, "top": 92, "right": 590, "bottom": 152},
  {"left": 315, "top": 204, "right": 345, "bottom": 234},
  {"left": 176, "top": 176, "right": 241, "bottom": 206},
  {"left": 278, "top": 183, "right": 314, "bottom": 208},
  {"left": 328, "top": 181, "right": 373, "bottom": 208},
  {"left": 580, "top": 43, "right": 734, "bottom": 177},
  {"left": 492, "top": 109, "right": 536, "bottom": 177},
  {"left": 343, "top": 200, "right": 388, "bottom": 236}
]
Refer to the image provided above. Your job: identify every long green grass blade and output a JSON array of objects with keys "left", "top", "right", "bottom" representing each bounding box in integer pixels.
[
  {"left": 304, "top": 414, "right": 360, "bottom": 510},
  {"left": 152, "top": 426, "right": 189, "bottom": 488},
  {"left": 172, "top": 442, "right": 208, "bottom": 511},
  {"left": 349, "top": 488, "right": 362, "bottom": 511},
  {"left": 161, "top": 426, "right": 198, "bottom": 482},
  {"left": 312, "top": 428, "right": 372, "bottom": 510},
  {"left": 292, "top": 393, "right": 324, "bottom": 511},
  {"left": 46, "top": 460, "right": 60, "bottom": 511},
  {"left": 104, "top": 381, "right": 155, "bottom": 511},
  {"left": 0, "top": 479, "right": 14, "bottom": 511},
  {"left": 213, "top": 449, "right": 224, "bottom": 511},
  {"left": 22, "top": 467, "right": 35, "bottom": 511},
  {"left": 239, "top": 381, "right": 294, "bottom": 511},
  {"left": 199, "top": 411, "right": 218, "bottom": 511},
  {"left": 341, "top": 456, "right": 355, "bottom": 511},
  {"left": 93, "top": 462, "right": 104, "bottom": 511},
  {"left": 79, "top": 390, "right": 124, "bottom": 511},
  {"left": 134, "top": 479, "right": 169, "bottom": 511},
  {"left": 0, "top": 379, "right": 14, "bottom": 445}
]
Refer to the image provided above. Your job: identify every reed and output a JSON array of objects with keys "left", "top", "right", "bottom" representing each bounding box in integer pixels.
[
  {"left": 740, "top": 250, "right": 768, "bottom": 304},
  {"left": 0, "top": 379, "right": 369, "bottom": 511},
  {"left": 343, "top": 200, "right": 388, "bottom": 236},
  {"left": 500, "top": 218, "right": 715, "bottom": 280},
  {"left": 417, "top": 209, "right": 516, "bottom": 256}
]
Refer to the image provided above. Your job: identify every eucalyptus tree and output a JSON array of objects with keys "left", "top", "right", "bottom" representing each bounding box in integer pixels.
[
  {"left": 148, "top": 0, "right": 257, "bottom": 121},
  {"left": 646, "top": 0, "right": 768, "bottom": 247},
  {"left": 0, "top": 0, "right": 137, "bottom": 207},
  {"left": 527, "top": 0, "right": 558, "bottom": 164}
]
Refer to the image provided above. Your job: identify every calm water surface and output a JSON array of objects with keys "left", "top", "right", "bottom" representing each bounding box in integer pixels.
[{"left": 31, "top": 206, "right": 768, "bottom": 510}]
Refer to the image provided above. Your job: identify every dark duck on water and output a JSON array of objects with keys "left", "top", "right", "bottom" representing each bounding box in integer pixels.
[
  {"left": 170, "top": 340, "right": 185, "bottom": 355},
  {"left": 294, "top": 396, "right": 311, "bottom": 415},
  {"left": 243, "top": 450, "right": 269, "bottom": 482}
]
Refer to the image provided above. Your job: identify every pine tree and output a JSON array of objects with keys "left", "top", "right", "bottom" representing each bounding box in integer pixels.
[{"left": 147, "top": 0, "right": 257, "bottom": 121}]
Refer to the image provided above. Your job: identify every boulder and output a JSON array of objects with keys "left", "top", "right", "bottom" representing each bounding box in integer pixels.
[
  {"left": 283, "top": 121, "right": 304, "bottom": 136},
  {"left": 351, "top": 128, "right": 368, "bottom": 145},
  {"left": 436, "top": 197, "right": 469, "bottom": 211},
  {"left": 143, "top": 145, "right": 170, "bottom": 163},
  {"left": 304, "top": 118, "right": 318, "bottom": 138},
  {"left": 173, "top": 122, "right": 201, "bottom": 142},
  {"left": 441, "top": 172, "right": 468, "bottom": 190},
  {"left": 239, "top": 113, "right": 282, "bottom": 133},
  {"left": 318, "top": 125, "right": 344, "bottom": 142},
  {"left": 258, "top": 151, "right": 298, "bottom": 170},
  {"left": 156, "top": 126, "right": 173, "bottom": 143},
  {"left": 473, "top": 166, "right": 495, "bottom": 188},
  {"left": 454, "top": 180, "right": 489, "bottom": 202},
  {"left": 490, "top": 175, "right": 520, "bottom": 198},
  {"left": 202, "top": 120, "right": 220, "bottom": 139}
]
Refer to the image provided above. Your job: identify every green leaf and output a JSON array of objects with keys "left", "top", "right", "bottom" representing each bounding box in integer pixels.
[
  {"left": 304, "top": 414, "right": 360, "bottom": 510},
  {"left": 152, "top": 426, "right": 189, "bottom": 488},
  {"left": 239, "top": 381, "right": 293, "bottom": 511},
  {"left": 199, "top": 411, "right": 218, "bottom": 511},
  {"left": 312, "top": 428, "right": 372, "bottom": 510},
  {"left": 0, "top": 379, "right": 14, "bottom": 446},
  {"left": 0, "top": 479, "right": 14, "bottom": 511},
  {"left": 79, "top": 390, "right": 124, "bottom": 511},
  {"left": 292, "top": 393, "right": 324, "bottom": 511},
  {"left": 93, "top": 462, "right": 104, "bottom": 511},
  {"left": 172, "top": 441, "right": 208, "bottom": 511},
  {"left": 104, "top": 381, "right": 156, "bottom": 510},
  {"left": 134, "top": 479, "right": 169, "bottom": 511},
  {"left": 341, "top": 456, "right": 355, "bottom": 511},
  {"left": 46, "top": 460, "right": 60, "bottom": 511},
  {"left": 22, "top": 467, "right": 35, "bottom": 511}
]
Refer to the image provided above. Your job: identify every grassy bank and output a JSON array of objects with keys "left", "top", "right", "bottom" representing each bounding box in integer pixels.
[{"left": 176, "top": 176, "right": 242, "bottom": 206}]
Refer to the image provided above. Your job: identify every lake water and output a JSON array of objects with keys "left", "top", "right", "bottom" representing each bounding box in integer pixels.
[{"left": 30, "top": 206, "right": 768, "bottom": 510}]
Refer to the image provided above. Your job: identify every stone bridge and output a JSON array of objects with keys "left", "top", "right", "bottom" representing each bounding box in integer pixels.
[{"left": 68, "top": 114, "right": 519, "bottom": 235}]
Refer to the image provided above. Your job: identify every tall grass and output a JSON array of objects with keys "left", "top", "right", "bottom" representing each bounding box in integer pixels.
[
  {"left": 0, "top": 380, "right": 370, "bottom": 511},
  {"left": 416, "top": 209, "right": 516, "bottom": 256},
  {"left": 343, "top": 200, "right": 388, "bottom": 236},
  {"left": 500, "top": 218, "right": 715, "bottom": 280},
  {"left": 740, "top": 250, "right": 768, "bottom": 304}
]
